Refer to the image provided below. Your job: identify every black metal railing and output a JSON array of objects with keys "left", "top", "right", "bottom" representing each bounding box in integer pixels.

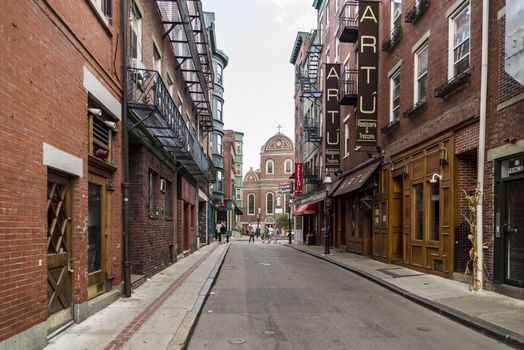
[
  {"left": 127, "top": 68, "right": 208, "bottom": 179},
  {"left": 304, "top": 165, "right": 322, "bottom": 183},
  {"left": 382, "top": 25, "right": 402, "bottom": 52},
  {"left": 337, "top": 1, "right": 359, "bottom": 43},
  {"left": 300, "top": 30, "right": 322, "bottom": 99},
  {"left": 403, "top": 97, "right": 427, "bottom": 118},
  {"left": 435, "top": 69, "right": 471, "bottom": 98},
  {"left": 405, "top": 0, "right": 430, "bottom": 24},
  {"left": 381, "top": 118, "right": 400, "bottom": 134},
  {"left": 339, "top": 69, "right": 358, "bottom": 105}
]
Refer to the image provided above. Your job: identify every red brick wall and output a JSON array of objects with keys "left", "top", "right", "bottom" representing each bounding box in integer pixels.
[
  {"left": 0, "top": 0, "right": 122, "bottom": 341},
  {"left": 128, "top": 145, "right": 176, "bottom": 277}
]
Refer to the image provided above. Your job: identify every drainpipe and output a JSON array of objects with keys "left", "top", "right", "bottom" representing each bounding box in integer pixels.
[
  {"left": 121, "top": 0, "right": 131, "bottom": 297},
  {"left": 476, "top": 0, "right": 489, "bottom": 291}
]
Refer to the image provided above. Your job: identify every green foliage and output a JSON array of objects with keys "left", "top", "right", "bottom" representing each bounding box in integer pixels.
[{"left": 275, "top": 214, "right": 294, "bottom": 230}]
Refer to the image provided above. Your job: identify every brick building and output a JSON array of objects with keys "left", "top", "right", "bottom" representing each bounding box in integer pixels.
[
  {"left": 240, "top": 132, "right": 294, "bottom": 233},
  {"left": 1, "top": 0, "right": 123, "bottom": 346},
  {"left": 1, "top": 0, "right": 217, "bottom": 348}
]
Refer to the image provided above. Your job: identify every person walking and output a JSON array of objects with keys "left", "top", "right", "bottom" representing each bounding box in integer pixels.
[
  {"left": 248, "top": 225, "right": 255, "bottom": 243},
  {"left": 215, "top": 221, "right": 221, "bottom": 241},
  {"left": 220, "top": 223, "right": 227, "bottom": 243}
]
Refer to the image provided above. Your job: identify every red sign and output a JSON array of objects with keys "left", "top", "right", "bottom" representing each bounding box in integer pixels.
[{"left": 294, "top": 163, "right": 303, "bottom": 196}]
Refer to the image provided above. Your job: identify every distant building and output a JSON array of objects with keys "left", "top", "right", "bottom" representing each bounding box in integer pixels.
[{"left": 240, "top": 132, "right": 294, "bottom": 233}]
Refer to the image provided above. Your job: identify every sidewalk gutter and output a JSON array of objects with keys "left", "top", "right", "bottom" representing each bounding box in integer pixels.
[
  {"left": 167, "top": 244, "right": 230, "bottom": 350},
  {"left": 287, "top": 244, "right": 524, "bottom": 349}
]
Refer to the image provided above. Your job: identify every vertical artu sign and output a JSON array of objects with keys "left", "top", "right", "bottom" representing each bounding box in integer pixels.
[
  {"left": 294, "top": 163, "right": 303, "bottom": 196},
  {"left": 324, "top": 64, "right": 341, "bottom": 170},
  {"left": 356, "top": 1, "right": 379, "bottom": 146}
]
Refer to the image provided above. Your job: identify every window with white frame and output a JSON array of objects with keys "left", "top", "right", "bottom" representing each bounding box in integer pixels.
[
  {"left": 235, "top": 163, "right": 241, "bottom": 175},
  {"left": 266, "top": 159, "right": 274, "bottom": 174},
  {"left": 390, "top": 69, "right": 400, "bottom": 121},
  {"left": 414, "top": 43, "right": 428, "bottom": 103},
  {"left": 216, "top": 134, "right": 222, "bottom": 155},
  {"left": 217, "top": 100, "right": 223, "bottom": 121},
  {"left": 248, "top": 193, "right": 255, "bottom": 215},
  {"left": 284, "top": 159, "right": 292, "bottom": 174},
  {"left": 391, "top": 0, "right": 402, "bottom": 30},
  {"left": 90, "top": 0, "right": 111, "bottom": 21},
  {"left": 326, "top": 4, "right": 330, "bottom": 30},
  {"left": 167, "top": 74, "right": 174, "bottom": 98},
  {"left": 449, "top": 2, "right": 470, "bottom": 78},
  {"left": 130, "top": 4, "right": 142, "bottom": 62},
  {"left": 216, "top": 171, "right": 223, "bottom": 192},
  {"left": 235, "top": 142, "right": 242, "bottom": 154},
  {"left": 335, "top": 38, "right": 340, "bottom": 62},
  {"left": 216, "top": 63, "right": 223, "bottom": 85},
  {"left": 236, "top": 188, "right": 241, "bottom": 200},
  {"left": 266, "top": 192, "right": 274, "bottom": 214},
  {"left": 153, "top": 44, "right": 161, "bottom": 75},
  {"left": 344, "top": 121, "right": 350, "bottom": 156}
]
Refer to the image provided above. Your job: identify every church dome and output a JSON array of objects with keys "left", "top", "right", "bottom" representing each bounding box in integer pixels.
[{"left": 261, "top": 132, "right": 294, "bottom": 153}]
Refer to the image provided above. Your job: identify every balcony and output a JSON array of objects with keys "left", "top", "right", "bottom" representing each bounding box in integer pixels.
[
  {"left": 382, "top": 25, "right": 402, "bottom": 52},
  {"left": 337, "top": 1, "right": 359, "bottom": 43},
  {"left": 304, "top": 165, "right": 322, "bottom": 184},
  {"left": 127, "top": 68, "right": 209, "bottom": 180},
  {"left": 403, "top": 97, "right": 427, "bottom": 119},
  {"left": 405, "top": 0, "right": 430, "bottom": 24},
  {"left": 435, "top": 69, "right": 471, "bottom": 99},
  {"left": 300, "top": 30, "right": 322, "bottom": 99},
  {"left": 339, "top": 69, "right": 358, "bottom": 105}
]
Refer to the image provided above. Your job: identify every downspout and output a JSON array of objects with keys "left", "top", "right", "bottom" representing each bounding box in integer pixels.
[
  {"left": 476, "top": 0, "right": 489, "bottom": 291},
  {"left": 121, "top": 0, "right": 131, "bottom": 297}
]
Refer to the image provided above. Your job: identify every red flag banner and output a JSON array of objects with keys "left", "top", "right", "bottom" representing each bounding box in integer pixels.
[{"left": 294, "top": 163, "right": 303, "bottom": 196}]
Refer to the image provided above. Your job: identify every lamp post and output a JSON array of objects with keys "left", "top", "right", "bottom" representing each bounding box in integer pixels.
[
  {"left": 323, "top": 173, "right": 332, "bottom": 255},
  {"left": 256, "top": 207, "right": 261, "bottom": 238},
  {"left": 288, "top": 198, "right": 293, "bottom": 244}
]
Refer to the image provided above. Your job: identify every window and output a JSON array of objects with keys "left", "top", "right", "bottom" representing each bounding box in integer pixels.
[
  {"left": 167, "top": 74, "right": 174, "bottom": 98},
  {"left": 413, "top": 183, "right": 424, "bottom": 240},
  {"left": 216, "top": 134, "right": 222, "bottom": 155},
  {"left": 216, "top": 171, "right": 223, "bottom": 192},
  {"left": 326, "top": 5, "right": 330, "bottom": 30},
  {"left": 284, "top": 160, "right": 292, "bottom": 174},
  {"left": 130, "top": 3, "right": 142, "bottom": 62},
  {"left": 266, "top": 192, "right": 274, "bottom": 214},
  {"left": 164, "top": 180, "right": 172, "bottom": 217},
  {"left": 217, "top": 100, "right": 223, "bottom": 121},
  {"left": 390, "top": 69, "right": 400, "bottom": 121},
  {"left": 391, "top": 0, "right": 402, "bottom": 30},
  {"left": 266, "top": 160, "right": 274, "bottom": 174},
  {"left": 235, "top": 142, "right": 242, "bottom": 155},
  {"left": 344, "top": 121, "right": 350, "bottom": 156},
  {"left": 449, "top": 3, "right": 470, "bottom": 78},
  {"left": 89, "top": 108, "right": 113, "bottom": 163},
  {"left": 236, "top": 188, "right": 241, "bottom": 200},
  {"left": 414, "top": 43, "right": 428, "bottom": 103},
  {"left": 148, "top": 170, "right": 157, "bottom": 215},
  {"left": 429, "top": 183, "right": 440, "bottom": 241},
  {"left": 335, "top": 38, "right": 340, "bottom": 62},
  {"left": 216, "top": 63, "right": 223, "bottom": 85},
  {"left": 90, "top": 0, "right": 112, "bottom": 21},
  {"left": 235, "top": 163, "right": 241, "bottom": 175},
  {"left": 248, "top": 194, "right": 255, "bottom": 215},
  {"left": 153, "top": 44, "right": 161, "bottom": 75}
]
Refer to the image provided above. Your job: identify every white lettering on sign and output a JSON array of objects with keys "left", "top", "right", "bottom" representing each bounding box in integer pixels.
[{"left": 508, "top": 165, "right": 523, "bottom": 175}]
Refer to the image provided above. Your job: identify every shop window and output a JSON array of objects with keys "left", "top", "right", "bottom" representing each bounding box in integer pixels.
[
  {"left": 429, "top": 182, "right": 440, "bottom": 241},
  {"left": 413, "top": 183, "right": 424, "bottom": 240}
]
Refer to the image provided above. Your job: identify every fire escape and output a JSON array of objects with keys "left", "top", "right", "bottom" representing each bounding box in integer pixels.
[
  {"left": 299, "top": 29, "right": 323, "bottom": 146},
  {"left": 125, "top": 0, "right": 214, "bottom": 182}
]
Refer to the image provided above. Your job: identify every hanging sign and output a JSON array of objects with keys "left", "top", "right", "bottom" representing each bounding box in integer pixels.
[
  {"left": 294, "top": 163, "right": 303, "bottom": 196},
  {"left": 324, "top": 63, "right": 341, "bottom": 170}
]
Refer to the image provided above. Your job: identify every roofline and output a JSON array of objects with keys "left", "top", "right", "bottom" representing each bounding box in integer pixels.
[{"left": 290, "top": 31, "right": 309, "bottom": 64}]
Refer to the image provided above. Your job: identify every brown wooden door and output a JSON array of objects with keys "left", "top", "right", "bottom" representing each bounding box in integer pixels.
[
  {"left": 47, "top": 172, "right": 73, "bottom": 331},
  {"left": 389, "top": 177, "right": 403, "bottom": 262},
  {"left": 88, "top": 173, "right": 110, "bottom": 299}
]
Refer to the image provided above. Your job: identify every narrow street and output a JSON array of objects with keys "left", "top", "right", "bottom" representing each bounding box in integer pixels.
[{"left": 188, "top": 242, "right": 510, "bottom": 350}]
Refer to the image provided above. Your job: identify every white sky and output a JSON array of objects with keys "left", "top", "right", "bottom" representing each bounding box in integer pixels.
[{"left": 202, "top": 0, "right": 316, "bottom": 175}]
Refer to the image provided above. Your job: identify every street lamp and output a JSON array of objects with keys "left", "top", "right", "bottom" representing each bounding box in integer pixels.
[
  {"left": 256, "top": 207, "right": 261, "bottom": 238},
  {"left": 288, "top": 198, "right": 293, "bottom": 244},
  {"left": 323, "top": 173, "right": 332, "bottom": 255}
]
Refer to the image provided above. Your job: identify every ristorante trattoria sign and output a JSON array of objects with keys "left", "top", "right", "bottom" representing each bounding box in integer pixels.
[
  {"left": 324, "top": 63, "right": 341, "bottom": 170},
  {"left": 357, "top": 1, "right": 379, "bottom": 146}
]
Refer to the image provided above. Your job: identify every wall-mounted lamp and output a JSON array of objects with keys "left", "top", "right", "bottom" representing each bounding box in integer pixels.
[
  {"left": 88, "top": 108, "right": 102, "bottom": 117},
  {"left": 429, "top": 173, "right": 442, "bottom": 184}
]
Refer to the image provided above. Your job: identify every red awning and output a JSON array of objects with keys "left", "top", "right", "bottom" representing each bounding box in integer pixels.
[{"left": 294, "top": 203, "right": 317, "bottom": 216}]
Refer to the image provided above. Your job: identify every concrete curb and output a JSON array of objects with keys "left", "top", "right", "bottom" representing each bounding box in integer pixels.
[
  {"left": 167, "top": 244, "right": 230, "bottom": 350},
  {"left": 287, "top": 244, "right": 524, "bottom": 349}
]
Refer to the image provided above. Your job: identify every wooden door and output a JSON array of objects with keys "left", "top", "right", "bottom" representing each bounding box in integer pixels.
[
  {"left": 389, "top": 177, "right": 403, "bottom": 262},
  {"left": 87, "top": 173, "right": 110, "bottom": 299},
  {"left": 47, "top": 172, "right": 73, "bottom": 332}
]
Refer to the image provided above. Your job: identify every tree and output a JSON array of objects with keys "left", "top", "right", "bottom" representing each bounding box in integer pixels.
[{"left": 275, "top": 214, "right": 294, "bottom": 231}]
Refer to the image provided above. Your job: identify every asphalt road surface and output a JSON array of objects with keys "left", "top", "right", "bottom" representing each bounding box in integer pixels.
[{"left": 187, "top": 242, "right": 512, "bottom": 350}]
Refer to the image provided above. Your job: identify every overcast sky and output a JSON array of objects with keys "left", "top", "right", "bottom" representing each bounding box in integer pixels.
[{"left": 202, "top": 0, "right": 316, "bottom": 175}]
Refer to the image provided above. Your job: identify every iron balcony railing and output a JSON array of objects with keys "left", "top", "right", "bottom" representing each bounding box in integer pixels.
[
  {"left": 127, "top": 67, "right": 208, "bottom": 180},
  {"left": 405, "top": 0, "right": 430, "bottom": 24},
  {"left": 435, "top": 69, "right": 471, "bottom": 98},
  {"left": 339, "top": 69, "right": 358, "bottom": 105},
  {"left": 382, "top": 24, "right": 402, "bottom": 52},
  {"left": 300, "top": 29, "right": 322, "bottom": 99},
  {"left": 337, "top": 1, "right": 359, "bottom": 43},
  {"left": 304, "top": 164, "right": 322, "bottom": 184}
]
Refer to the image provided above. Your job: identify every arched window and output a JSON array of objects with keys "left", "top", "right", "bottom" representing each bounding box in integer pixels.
[
  {"left": 266, "top": 192, "right": 274, "bottom": 214},
  {"left": 248, "top": 193, "right": 255, "bottom": 215},
  {"left": 284, "top": 159, "right": 292, "bottom": 174},
  {"left": 266, "top": 160, "right": 274, "bottom": 174}
]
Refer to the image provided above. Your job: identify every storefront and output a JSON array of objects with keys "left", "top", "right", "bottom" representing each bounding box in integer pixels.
[
  {"left": 330, "top": 157, "right": 382, "bottom": 255},
  {"left": 294, "top": 190, "right": 325, "bottom": 245},
  {"left": 375, "top": 135, "right": 455, "bottom": 277},
  {"left": 494, "top": 153, "right": 524, "bottom": 289}
]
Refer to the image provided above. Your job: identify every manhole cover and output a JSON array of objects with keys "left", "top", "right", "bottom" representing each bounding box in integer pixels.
[
  {"left": 229, "top": 338, "right": 245, "bottom": 344},
  {"left": 263, "top": 330, "right": 276, "bottom": 335}
]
